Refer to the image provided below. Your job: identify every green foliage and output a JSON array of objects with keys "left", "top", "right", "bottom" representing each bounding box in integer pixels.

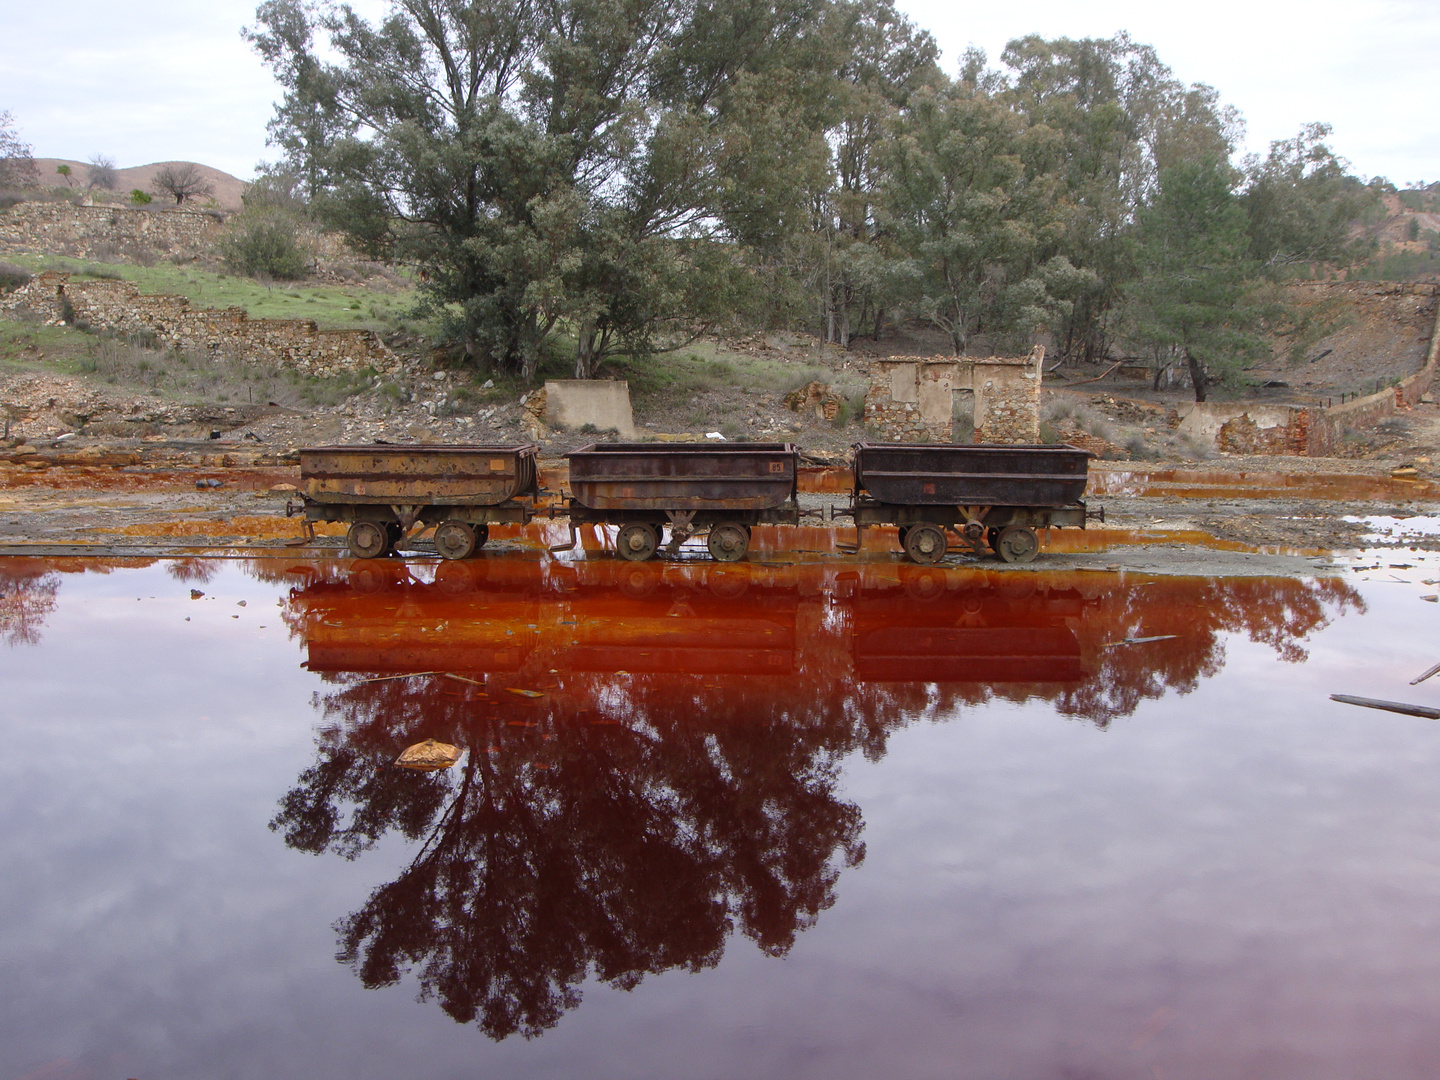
[
  {"left": 129, "top": 189, "right": 152, "bottom": 205},
  {"left": 0, "top": 261, "right": 30, "bottom": 291},
  {"left": 1126, "top": 158, "right": 1269, "bottom": 401},
  {"left": 247, "top": 0, "right": 834, "bottom": 381},
  {"left": 1241, "top": 123, "right": 1376, "bottom": 272},
  {"left": 882, "top": 85, "right": 1090, "bottom": 355},
  {"left": 219, "top": 207, "right": 311, "bottom": 280}
]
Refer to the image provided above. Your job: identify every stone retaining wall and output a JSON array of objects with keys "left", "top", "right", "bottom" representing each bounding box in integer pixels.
[
  {"left": 0, "top": 202, "right": 221, "bottom": 260},
  {"left": 3, "top": 271, "right": 398, "bottom": 376},
  {"left": 1177, "top": 295, "right": 1440, "bottom": 456}
]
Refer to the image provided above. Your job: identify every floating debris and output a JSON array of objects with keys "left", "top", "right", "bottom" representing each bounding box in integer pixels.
[
  {"left": 506, "top": 688, "right": 545, "bottom": 699},
  {"left": 1411, "top": 661, "right": 1440, "bottom": 686},
  {"left": 1103, "top": 635, "right": 1180, "bottom": 649},
  {"left": 1330, "top": 694, "right": 1440, "bottom": 720},
  {"left": 394, "top": 739, "right": 462, "bottom": 770}
]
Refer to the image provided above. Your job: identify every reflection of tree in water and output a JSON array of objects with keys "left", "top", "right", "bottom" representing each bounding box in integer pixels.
[
  {"left": 166, "top": 557, "right": 220, "bottom": 584},
  {"left": 0, "top": 563, "right": 61, "bottom": 646},
  {"left": 272, "top": 670, "right": 867, "bottom": 1039},
  {"left": 1052, "top": 576, "right": 1363, "bottom": 724},
  {"left": 271, "top": 562, "right": 1363, "bottom": 1036}
]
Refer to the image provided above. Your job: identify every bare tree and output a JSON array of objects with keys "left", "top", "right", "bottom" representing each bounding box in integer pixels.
[
  {"left": 87, "top": 154, "right": 119, "bottom": 190},
  {"left": 0, "top": 110, "right": 39, "bottom": 188},
  {"left": 151, "top": 163, "right": 214, "bottom": 205}
]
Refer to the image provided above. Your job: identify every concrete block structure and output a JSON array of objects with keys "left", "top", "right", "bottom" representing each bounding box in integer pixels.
[{"left": 543, "top": 379, "right": 636, "bottom": 438}]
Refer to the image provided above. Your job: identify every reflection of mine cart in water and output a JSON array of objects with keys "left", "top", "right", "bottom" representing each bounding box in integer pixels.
[
  {"left": 556, "top": 442, "right": 800, "bottom": 563},
  {"left": 295, "top": 443, "right": 540, "bottom": 560},
  {"left": 850, "top": 442, "right": 1098, "bottom": 564},
  {"left": 849, "top": 573, "right": 1090, "bottom": 683}
]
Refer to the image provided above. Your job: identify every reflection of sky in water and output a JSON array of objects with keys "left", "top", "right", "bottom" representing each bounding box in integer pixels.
[
  {"left": 0, "top": 558, "right": 1439, "bottom": 1079},
  {"left": 1344, "top": 514, "right": 1440, "bottom": 540}
]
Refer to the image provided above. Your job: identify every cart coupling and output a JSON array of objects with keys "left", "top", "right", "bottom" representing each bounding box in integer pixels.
[{"left": 1086, "top": 505, "right": 1106, "bottom": 523}]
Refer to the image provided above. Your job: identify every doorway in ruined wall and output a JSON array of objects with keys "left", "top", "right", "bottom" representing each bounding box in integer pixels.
[{"left": 952, "top": 388, "right": 975, "bottom": 442}]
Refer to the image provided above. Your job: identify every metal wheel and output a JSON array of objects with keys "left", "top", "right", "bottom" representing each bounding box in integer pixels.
[
  {"left": 903, "top": 523, "right": 948, "bottom": 565},
  {"left": 707, "top": 522, "right": 750, "bottom": 562},
  {"left": 472, "top": 523, "right": 490, "bottom": 550},
  {"left": 616, "top": 522, "right": 659, "bottom": 562},
  {"left": 996, "top": 525, "right": 1039, "bottom": 564},
  {"left": 434, "top": 520, "right": 477, "bottom": 561},
  {"left": 347, "top": 520, "right": 389, "bottom": 559}
]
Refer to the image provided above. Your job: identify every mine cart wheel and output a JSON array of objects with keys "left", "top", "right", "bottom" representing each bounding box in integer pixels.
[
  {"left": 472, "top": 523, "right": 490, "bottom": 550},
  {"left": 996, "top": 525, "right": 1040, "bottom": 564},
  {"left": 903, "top": 523, "right": 948, "bottom": 565},
  {"left": 347, "top": 520, "right": 390, "bottom": 560},
  {"left": 707, "top": 522, "right": 751, "bottom": 562},
  {"left": 617, "top": 522, "right": 660, "bottom": 562},
  {"left": 434, "top": 520, "right": 477, "bottom": 561}
]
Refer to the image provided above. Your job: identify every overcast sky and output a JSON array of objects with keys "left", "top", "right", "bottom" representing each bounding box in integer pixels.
[{"left": 1, "top": 0, "right": 1435, "bottom": 185}]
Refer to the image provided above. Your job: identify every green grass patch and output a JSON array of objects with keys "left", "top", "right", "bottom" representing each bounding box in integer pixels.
[{"left": 4, "top": 253, "right": 420, "bottom": 332}]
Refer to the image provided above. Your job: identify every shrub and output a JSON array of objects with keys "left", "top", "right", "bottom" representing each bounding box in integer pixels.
[
  {"left": 0, "top": 261, "right": 30, "bottom": 291},
  {"left": 130, "top": 189, "right": 152, "bottom": 205},
  {"left": 218, "top": 208, "right": 311, "bottom": 280}
]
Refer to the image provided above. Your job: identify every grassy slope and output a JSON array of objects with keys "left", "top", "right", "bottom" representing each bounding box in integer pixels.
[{"left": 5, "top": 253, "right": 416, "bottom": 331}]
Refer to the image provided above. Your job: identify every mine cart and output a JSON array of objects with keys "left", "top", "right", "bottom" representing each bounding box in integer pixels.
[
  {"left": 294, "top": 443, "right": 540, "bottom": 560},
  {"left": 850, "top": 442, "right": 1096, "bottom": 565},
  {"left": 557, "top": 442, "right": 800, "bottom": 562}
]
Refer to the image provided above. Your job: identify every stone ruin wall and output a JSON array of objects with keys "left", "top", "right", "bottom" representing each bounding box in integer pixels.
[
  {"left": 864, "top": 359, "right": 956, "bottom": 443},
  {"left": 864, "top": 346, "right": 1044, "bottom": 444},
  {"left": 972, "top": 347, "right": 1044, "bottom": 444},
  {"left": 3, "top": 272, "right": 399, "bottom": 377},
  {"left": 0, "top": 203, "right": 221, "bottom": 261}
]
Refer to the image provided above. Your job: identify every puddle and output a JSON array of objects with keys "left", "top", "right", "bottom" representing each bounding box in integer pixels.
[
  {"left": 1345, "top": 514, "right": 1440, "bottom": 542},
  {"left": 6, "top": 555, "right": 1440, "bottom": 1077},
  {"left": 1088, "top": 464, "right": 1440, "bottom": 501}
]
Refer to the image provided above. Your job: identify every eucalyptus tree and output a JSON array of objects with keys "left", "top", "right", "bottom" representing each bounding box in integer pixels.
[
  {"left": 995, "top": 33, "right": 1243, "bottom": 365},
  {"left": 814, "top": 0, "right": 940, "bottom": 346},
  {"left": 1126, "top": 157, "right": 1267, "bottom": 402},
  {"left": 882, "top": 83, "right": 1089, "bottom": 357},
  {"left": 247, "top": 0, "right": 830, "bottom": 380},
  {"left": 1242, "top": 122, "right": 1376, "bottom": 274}
]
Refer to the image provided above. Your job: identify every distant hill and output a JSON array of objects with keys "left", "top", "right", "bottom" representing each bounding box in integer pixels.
[{"left": 30, "top": 159, "right": 247, "bottom": 211}]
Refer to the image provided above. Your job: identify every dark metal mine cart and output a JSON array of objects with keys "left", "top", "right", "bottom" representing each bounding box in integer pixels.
[
  {"left": 851, "top": 442, "right": 1097, "bottom": 564},
  {"left": 557, "top": 442, "right": 800, "bottom": 562},
  {"left": 295, "top": 443, "right": 540, "bottom": 560}
]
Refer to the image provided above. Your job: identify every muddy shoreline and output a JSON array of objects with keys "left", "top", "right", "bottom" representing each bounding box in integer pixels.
[{"left": 0, "top": 448, "right": 1435, "bottom": 578}]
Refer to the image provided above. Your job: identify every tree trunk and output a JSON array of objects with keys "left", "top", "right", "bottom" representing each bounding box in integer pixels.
[
  {"left": 1186, "top": 349, "right": 1207, "bottom": 403},
  {"left": 575, "top": 324, "right": 596, "bottom": 380}
]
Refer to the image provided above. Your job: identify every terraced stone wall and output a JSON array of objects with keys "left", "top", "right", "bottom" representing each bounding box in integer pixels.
[{"left": 3, "top": 272, "right": 398, "bottom": 376}]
